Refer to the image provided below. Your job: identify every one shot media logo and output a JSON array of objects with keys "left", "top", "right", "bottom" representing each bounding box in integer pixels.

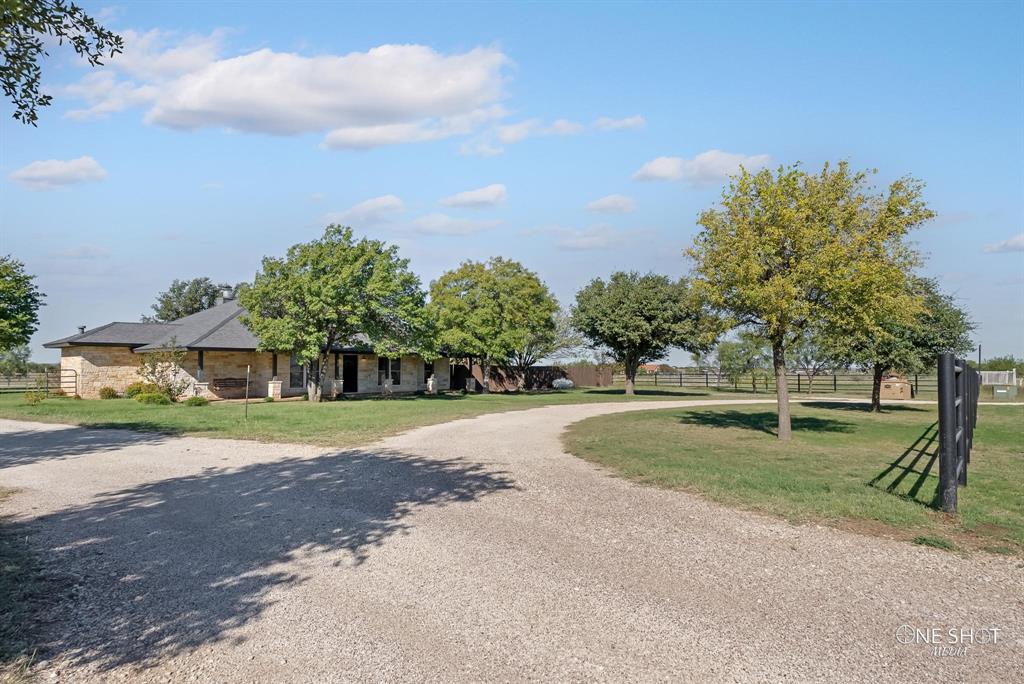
[{"left": 895, "top": 625, "right": 1004, "bottom": 657}]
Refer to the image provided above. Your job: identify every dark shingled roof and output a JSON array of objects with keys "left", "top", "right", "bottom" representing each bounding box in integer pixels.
[
  {"left": 133, "top": 300, "right": 260, "bottom": 351},
  {"left": 44, "top": 321, "right": 176, "bottom": 349},
  {"left": 45, "top": 300, "right": 375, "bottom": 353}
]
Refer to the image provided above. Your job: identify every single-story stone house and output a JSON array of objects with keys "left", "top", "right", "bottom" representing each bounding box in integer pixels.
[{"left": 44, "top": 297, "right": 451, "bottom": 400}]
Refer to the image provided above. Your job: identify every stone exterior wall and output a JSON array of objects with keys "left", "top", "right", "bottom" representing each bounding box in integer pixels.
[
  {"left": 61, "top": 346, "right": 142, "bottom": 398},
  {"left": 62, "top": 345, "right": 451, "bottom": 399}
]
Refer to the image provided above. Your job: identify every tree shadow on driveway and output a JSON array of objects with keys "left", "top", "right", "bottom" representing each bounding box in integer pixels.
[
  {"left": 26, "top": 448, "right": 516, "bottom": 674},
  {"left": 0, "top": 427, "right": 171, "bottom": 469}
]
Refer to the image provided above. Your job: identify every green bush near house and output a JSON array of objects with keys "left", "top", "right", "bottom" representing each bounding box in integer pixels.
[
  {"left": 135, "top": 392, "right": 172, "bottom": 405},
  {"left": 124, "top": 382, "right": 159, "bottom": 399},
  {"left": 22, "top": 391, "right": 44, "bottom": 405},
  {"left": 263, "top": 396, "right": 274, "bottom": 403},
  {"left": 183, "top": 396, "right": 209, "bottom": 407},
  {"left": 98, "top": 386, "right": 118, "bottom": 400}
]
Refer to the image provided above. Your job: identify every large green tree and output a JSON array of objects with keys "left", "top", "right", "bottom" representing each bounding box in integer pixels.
[
  {"left": 688, "top": 162, "right": 931, "bottom": 439},
  {"left": 1, "top": 0, "right": 123, "bottom": 125},
  {"left": 429, "top": 258, "right": 558, "bottom": 393},
  {"left": 0, "top": 343, "right": 30, "bottom": 375},
  {"left": 571, "top": 272, "right": 718, "bottom": 395},
  {"left": 145, "top": 277, "right": 247, "bottom": 322},
  {"left": 714, "top": 332, "right": 770, "bottom": 392},
  {"left": 240, "top": 226, "right": 431, "bottom": 401},
  {"left": 0, "top": 255, "right": 44, "bottom": 351},
  {"left": 831, "top": 276, "right": 975, "bottom": 411}
]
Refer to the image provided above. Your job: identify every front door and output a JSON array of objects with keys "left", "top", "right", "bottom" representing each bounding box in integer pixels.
[{"left": 342, "top": 354, "right": 358, "bottom": 393}]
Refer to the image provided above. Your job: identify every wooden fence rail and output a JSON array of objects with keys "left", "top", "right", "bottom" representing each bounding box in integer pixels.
[
  {"left": 0, "top": 373, "right": 51, "bottom": 393},
  {"left": 611, "top": 372, "right": 938, "bottom": 396}
]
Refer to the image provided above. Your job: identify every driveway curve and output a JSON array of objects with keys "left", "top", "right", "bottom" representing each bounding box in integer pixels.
[{"left": 1, "top": 398, "right": 1021, "bottom": 682}]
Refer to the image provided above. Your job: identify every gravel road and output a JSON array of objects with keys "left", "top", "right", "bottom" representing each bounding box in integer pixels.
[{"left": 1, "top": 399, "right": 1021, "bottom": 682}]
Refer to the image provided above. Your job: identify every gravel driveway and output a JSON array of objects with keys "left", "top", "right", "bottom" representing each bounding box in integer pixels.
[{"left": 1, "top": 399, "right": 1021, "bottom": 682}]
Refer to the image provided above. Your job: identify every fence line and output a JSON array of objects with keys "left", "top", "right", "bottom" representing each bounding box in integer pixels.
[
  {"left": 0, "top": 372, "right": 51, "bottom": 393},
  {"left": 937, "top": 354, "right": 980, "bottom": 514},
  {"left": 611, "top": 371, "right": 938, "bottom": 396}
]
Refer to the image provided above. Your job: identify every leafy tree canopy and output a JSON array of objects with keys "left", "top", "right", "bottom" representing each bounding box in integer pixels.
[
  {"left": 977, "top": 355, "right": 1024, "bottom": 374},
  {"left": 429, "top": 257, "right": 558, "bottom": 392},
  {"left": 145, "top": 277, "right": 247, "bottom": 322},
  {"left": 0, "top": 343, "right": 30, "bottom": 375},
  {"left": 571, "top": 271, "right": 719, "bottom": 395},
  {"left": 0, "top": 255, "right": 44, "bottom": 351},
  {"left": 1, "top": 0, "right": 123, "bottom": 125},
  {"left": 688, "top": 161, "right": 933, "bottom": 436},
  {"left": 828, "top": 276, "right": 975, "bottom": 409},
  {"left": 240, "top": 226, "right": 430, "bottom": 401}
]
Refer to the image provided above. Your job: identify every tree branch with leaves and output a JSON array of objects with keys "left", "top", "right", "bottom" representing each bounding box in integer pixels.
[{"left": 1, "top": 0, "right": 123, "bottom": 125}]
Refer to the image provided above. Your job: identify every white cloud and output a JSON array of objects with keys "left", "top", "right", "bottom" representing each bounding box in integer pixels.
[
  {"left": 594, "top": 115, "right": 645, "bottom": 130},
  {"left": 556, "top": 224, "right": 629, "bottom": 251},
  {"left": 491, "top": 117, "right": 589, "bottom": 147},
  {"left": 63, "top": 38, "right": 511, "bottom": 149},
  {"left": 984, "top": 233, "right": 1024, "bottom": 253},
  {"left": 439, "top": 183, "right": 507, "bottom": 208},
  {"left": 633, "top": 149, "right": 770, "bottom": 185},
  {"left": 63, "top": 29, "right": 224, "bottom": 119},
  {"left": 586, "top": 194, "right": 636, "bottom": 213},
  {"left": 412, "top": 213, "right": 500, "bottom": 236},
  {"left": 458, "top": 138, "right": 504, "bottom": 157},
  {"left": 495, "top": 119, "right": 540, "bottom": 144},
  {"left": 633, "top": 156, "right": 684, "bottom": 181},
  {"left": 325, "top": 194, "right": 405, "bottom": 225},
  {"left": 545, "top": 118, "right": 584, "bottom": 135},
  {"left": 8, "top": 156, "right": 107, "bottom": 190}
]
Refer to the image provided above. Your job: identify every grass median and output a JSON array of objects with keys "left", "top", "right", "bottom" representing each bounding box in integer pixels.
[
  {"left": 563, "top": 403, "right": 1024, "bottom": 554},
  {"left": 0, "top": 387, "right": 754, "bottom": 448}
]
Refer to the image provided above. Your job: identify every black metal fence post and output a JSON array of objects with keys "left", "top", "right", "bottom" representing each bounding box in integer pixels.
[
  {"left": 937, "top": 353, "right": 982, "bottom": 513},
  {"left": 937, "top": 353, "right": 958, "bottom": 512}
]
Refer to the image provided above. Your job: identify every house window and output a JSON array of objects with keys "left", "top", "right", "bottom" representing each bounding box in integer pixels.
[
  {"left": 424, "top": 360, "right": 434, "bottom": 384},
  {"left": 377, "top": 357, "right": 401, "bottom": 385},
  {"left": 334, "top": 352, "right": 340, "bottom": 380},
  {"left": 197, "top": 350, "right": 205, "bottom": 381},
  {"left": 289, "top": 354, "right": 304, "bottom": 388}
]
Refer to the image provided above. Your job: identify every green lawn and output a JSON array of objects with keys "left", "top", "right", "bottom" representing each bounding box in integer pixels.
[
  {"left": 563, "top": 403, "right": 1024, "bottom": 554},
  {"left": 0, "top": 387, "right": 747, "bottom": 448}
]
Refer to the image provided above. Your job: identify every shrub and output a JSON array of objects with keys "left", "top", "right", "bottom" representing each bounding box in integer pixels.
[
  {"left": 135, "top": 392, "right": 172, "bottom": 405},
  {"left": 98, "top": 386, "right": 119, "bottom": 400},
  {"left": 124, "top": 381, "right": 159, "bottom": 399},
  {"left": 263, "top": 396, "right": 274, "bottom": 403},
  {"left": 23, "top": 391, "right": 44, "bottom": 405},
  {"left": 137, "top": 341, "right": 191, "bottom": 399},
  {"left": 552, "top": 378, "right": 575, "bottom": 390},
  {"left": 183, "top": 396, "right": 209, "bottom": 407}
]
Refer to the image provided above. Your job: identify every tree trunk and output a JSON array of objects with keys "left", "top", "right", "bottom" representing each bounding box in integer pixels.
[
  {"left": 773, "top": 341, "right": 791, "bottom": 441},
  {"left": 482, "top": 358, "right": 491, "bottom": 394},
  {"left": 307, "top": 368, "right": 320, "bottom": 402},
  {"left": 624, "top": 360, "right": 637, "bottom": 396},
  {"left": 871, "top": 364, "right": 884, "bottom": 413}
]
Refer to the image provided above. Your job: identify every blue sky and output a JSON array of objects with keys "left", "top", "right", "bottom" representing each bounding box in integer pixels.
[{"left": 2, "top": 0, "right": 1022, "bottom": 364}]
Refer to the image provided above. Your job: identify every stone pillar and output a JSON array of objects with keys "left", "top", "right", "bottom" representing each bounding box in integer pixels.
[{"left": 268, "top": 379, "right": 282, "bottom": 400}]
